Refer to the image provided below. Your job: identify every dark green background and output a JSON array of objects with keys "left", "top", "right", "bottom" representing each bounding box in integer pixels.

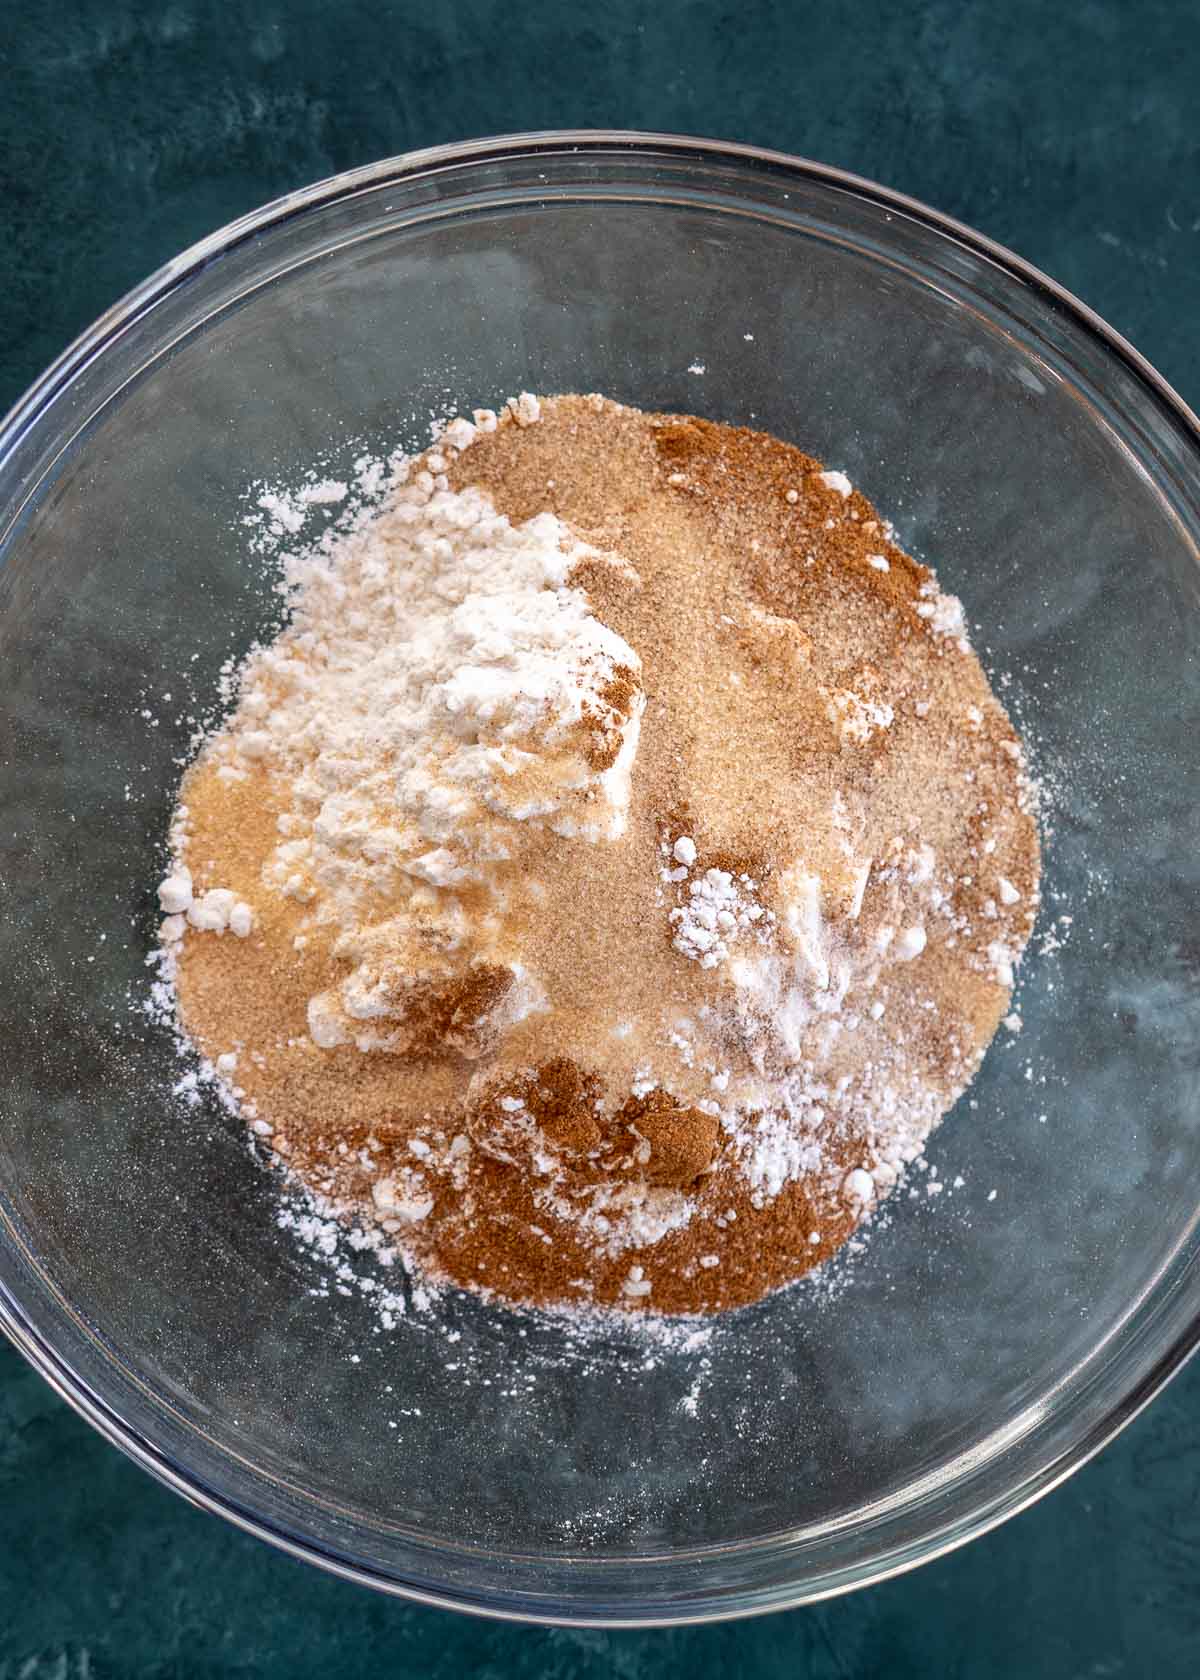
[{"left": 2, "top": 1, "right": 1199, "bottom": 1673}]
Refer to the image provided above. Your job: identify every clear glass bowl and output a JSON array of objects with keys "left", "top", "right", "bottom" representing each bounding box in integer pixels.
[{"left": 2, "top": 132, "right": 1200, "bottom": 1626}]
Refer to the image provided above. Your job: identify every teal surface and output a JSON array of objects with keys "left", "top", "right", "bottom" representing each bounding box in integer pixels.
[{"left": 3, "top": 1, "right": 1200, "bottom": 1673}]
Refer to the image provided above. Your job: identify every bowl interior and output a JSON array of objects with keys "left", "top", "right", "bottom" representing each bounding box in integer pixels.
[{"left": 2, "top": 139, "right": 1200, "bottom": 1621}]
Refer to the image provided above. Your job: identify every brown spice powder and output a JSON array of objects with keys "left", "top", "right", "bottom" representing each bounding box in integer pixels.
[{"left": 168, "top": 395, "right": 1040, "bottom": 1315}]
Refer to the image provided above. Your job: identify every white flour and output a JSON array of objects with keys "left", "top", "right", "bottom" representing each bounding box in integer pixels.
[{"left": 173, "top": 421, "right": 645, "bottom": 1057}]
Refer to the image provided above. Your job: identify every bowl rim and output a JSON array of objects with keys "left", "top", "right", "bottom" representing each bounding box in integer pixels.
[{"left": 2, "top": 127, "right": 1199, "bottom": 1626}]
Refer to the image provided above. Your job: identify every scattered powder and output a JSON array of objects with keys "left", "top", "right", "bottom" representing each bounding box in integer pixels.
[
  {"left": 255, "top": 478, "right": 349, "bottom": 538},
  {"left": 156, "top": 394, "right": 1040, "bottom": 1316},
  {"left": 668, "top": 864, "right": 770, "bottom": 969}
]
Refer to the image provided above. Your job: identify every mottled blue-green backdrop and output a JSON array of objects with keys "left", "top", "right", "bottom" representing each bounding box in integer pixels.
[{"left": 2, "top": 2, "right": 1199, "bottom": 1674}]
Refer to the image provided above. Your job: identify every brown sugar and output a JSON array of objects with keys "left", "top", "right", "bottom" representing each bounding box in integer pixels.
[{"left": 161, "top": 395, "right": 1040, "bottom": 1316}]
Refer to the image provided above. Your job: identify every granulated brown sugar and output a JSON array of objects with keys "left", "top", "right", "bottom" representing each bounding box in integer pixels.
[{"left": 158, "top": 394, "right": 1040, "bottom": 1315}]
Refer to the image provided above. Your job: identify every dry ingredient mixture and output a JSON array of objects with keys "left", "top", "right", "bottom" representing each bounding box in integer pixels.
[{"left": 156, "top": 394, "right": 1040, "bottom": 1316}]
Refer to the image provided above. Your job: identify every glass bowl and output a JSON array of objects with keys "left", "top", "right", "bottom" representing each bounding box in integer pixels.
[{"left": 2, "top": 131, "right": 1199, "bottom": 1626}]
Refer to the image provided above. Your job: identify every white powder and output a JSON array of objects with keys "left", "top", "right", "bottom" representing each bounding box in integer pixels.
[
  {"left": 916, "top": 579, "right": 968, "bottom": 644},
  {"left": 254, "top": 478, "right": 349, "bottom": 540},
  {"left": 537, "top": 1177, "right": 698, "bottom": 1258},
  {"left": 669, "top": 867, "right": 768, "bottom": 969},
  {"left": 844, "top": 1167, "right": 876, "bottom": 1202},
  {"left": 157, "top": 871, "right": 193, "bottom": 914},
  {"left": 191, "top": 461, "right": 645, "bottom": 1054},
  {"left": 507, "top": 391, "right": 542, "bottom": 427},
  {"left": 823, "top": 684, "right": 895, "bottom": 743},
  {"left": 734, "top": 1103, "right": 828, "bottom": 1199},
  {"left": 156, "top": 868, "right": 253, "bottom": 940},
  {"left": 987, "top": 939, "right": 1017, "bottom": 987},
  {"left": 893, "top": 925, "right": 927, "bottom": 961}
]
